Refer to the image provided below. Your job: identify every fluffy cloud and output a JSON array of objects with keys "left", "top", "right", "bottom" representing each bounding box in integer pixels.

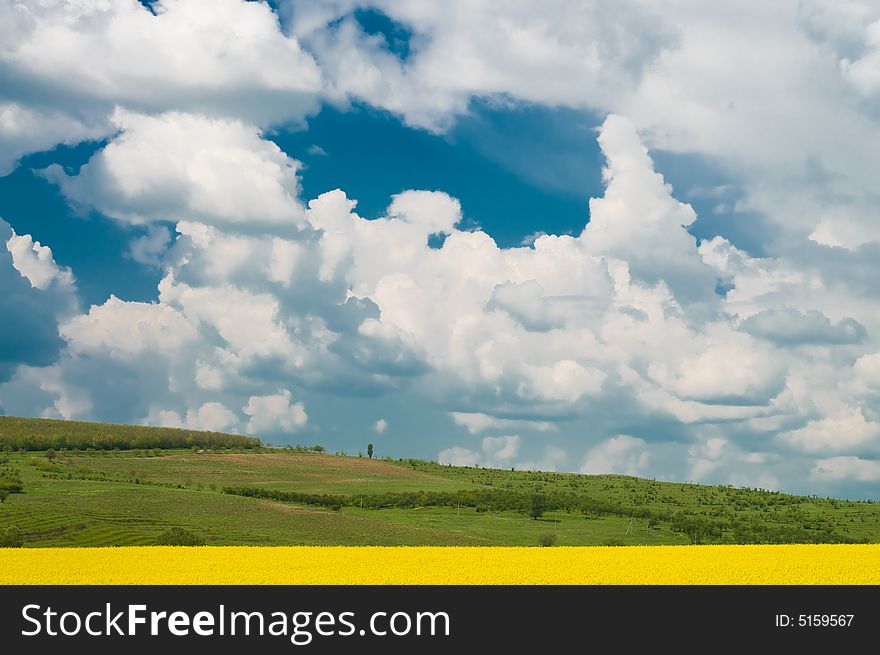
[
  {"left": 58, "top": 297, "right": 198, "bottom": 361},
  {"left": 580, "top": 435, "right": 650, "bottom": 476},
  {"left": 129, "top": 225, "right": 172, "bottom": 267},
  {"left": 186, "top": 402, "right": 240, "bottom": 433},
  {"left": 646, "top": 326, "right": 786, "bottom": 404},
  {"left": 811, "top": 456, "right": 880, "bottom": 482},
  {"left": 0, "top": 0, "right": 321, "bottom": 120},
  {"left": 779, "top": 406, "right": 880, "bottom": 454},
  {"left": 0, "top": 0, "right": 326, "bottom": 176},
  {"left": 438, "top": 435, "right": 521, "bottom": 468},
  {"left": 243, "top": 390, "right": 308, "bottom": 435},
  {"left": 0, "top": 103, "right": 107, "bottom": 176},
  {"left": 6, "top": 229, "right": 75, "bottom": 292},
  {"left": 835, "top": 12, "right": 880, "bottom": 97},
  {"left": 45, "top": 110, "right": 306, "bottom": 231},
  {"left": 287, "top": 0, "right": 675, "bottom": 131}
]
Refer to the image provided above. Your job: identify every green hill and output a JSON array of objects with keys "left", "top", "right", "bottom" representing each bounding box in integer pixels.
[{"left": 1, "top": 417, "right": 879, "bottom": 547}]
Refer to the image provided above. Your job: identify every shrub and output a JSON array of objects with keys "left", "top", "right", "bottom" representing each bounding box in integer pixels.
[
  {"left": 0, "top": 525, "right": 24, "bottom": 547},
  {"left": 0, "top": 480, "right": 23, "bottom": 496},
  {"left": 538, "top": 533, "right": 557, "bottom": 547},
  {"left": 154, "top": 527, "right": 206, "bottom": 546}
]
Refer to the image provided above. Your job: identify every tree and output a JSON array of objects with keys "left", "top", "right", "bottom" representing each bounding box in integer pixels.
[
  {"left": 530, "top": 493, "right": 545, "bottom": 520},
  {"left": 367, "top": 443, "right": 374, "bottom": 459},
  {"left": 45, "top": 448, "right": 56, "bottom": 462}
]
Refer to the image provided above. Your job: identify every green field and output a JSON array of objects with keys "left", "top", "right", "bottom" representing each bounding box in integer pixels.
[{"left": 2, "top": 418, "right": 880, "bottom": 547}]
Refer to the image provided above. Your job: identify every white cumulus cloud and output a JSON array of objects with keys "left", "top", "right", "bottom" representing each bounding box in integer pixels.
[{"left": 243, "top": 389, "right": 308, "bottom": 435}]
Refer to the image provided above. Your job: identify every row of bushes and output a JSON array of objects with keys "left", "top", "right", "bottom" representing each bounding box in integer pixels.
[
  {"left": 224, "top": 486, "right": 668, "bottom": 516},
  {"left": 223, "top": 486, "right": 861, "bottom": 544}
]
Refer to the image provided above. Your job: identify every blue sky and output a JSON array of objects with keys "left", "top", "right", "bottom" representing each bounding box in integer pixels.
[{"left": 4, "top": 0, "right": 880, "bottom": 498}]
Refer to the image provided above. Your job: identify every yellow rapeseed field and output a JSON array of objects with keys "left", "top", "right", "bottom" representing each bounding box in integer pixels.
[{"left": 1, "top": 544, "right": 879, "bottom": 584}]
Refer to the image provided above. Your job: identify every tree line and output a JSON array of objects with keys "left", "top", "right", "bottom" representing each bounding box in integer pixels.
[{"left": 0, "top": 416, "right": 260, "bottom": 451}]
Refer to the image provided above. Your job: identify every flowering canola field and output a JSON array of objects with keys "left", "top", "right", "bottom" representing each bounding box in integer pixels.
[{"left": 1, "top": 544, "right": 878, "bottom": 585}]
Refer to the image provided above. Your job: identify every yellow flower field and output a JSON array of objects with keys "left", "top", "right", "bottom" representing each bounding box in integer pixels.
[{"left": 1, "top": 544, "right": 879, "bottom": 585}]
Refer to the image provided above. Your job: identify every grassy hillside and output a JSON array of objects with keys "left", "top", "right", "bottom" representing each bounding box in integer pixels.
[{"left": 1, "top": 417, "right": 879, "bottom": 547}]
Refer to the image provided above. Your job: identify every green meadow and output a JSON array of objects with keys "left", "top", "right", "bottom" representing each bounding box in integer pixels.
[{"left": 1, "top": 417, "right": 880, "bottom": 547}]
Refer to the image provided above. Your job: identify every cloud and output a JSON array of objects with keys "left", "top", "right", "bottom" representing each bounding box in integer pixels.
[
  {"left": 373, "top": 418, "right": 388, "bottom": 434},
  {"left": 0, "top": 103, "right": 107, "bottom": 176},
  {"left": 0, "top": 0, "right": 326, "bottom": 176},
  {"left": 242, "top": 389, "right": 308, "bottom": 435},
  {"left": 811, "top": 455, "right": 880, "bottom": 482},
  {"left": 288, "top": 0, "right": 676, "bottom": 131},
  {"left": 59, "top": 296, "right": 198, "bottom": 361},
  {"left": 838, "top": 17, "right": 880, "bottom": 96},
  {"left": 5, "top": 229, "right": 75, "bottom": 292},
  {"left": 646, "top": 326, "right": 786, "bottom": 405},
  {"left": 580, "top": 435, "right": 650, "bottom": 476},
  {"left": 853, "top": 352, "right": 880, "bottom": 390},
  {"left": 779, "top": 406, "right": 880, "bottom": 454},
  {"left": 581, "top": 115, "right": 714, "bottom": 304},
  {"left": 0, "top": 0, "right": 322, "bottom": 123},
  {"left": 185, "top": 401, "right": 240, "bottom": 433},
  {"left": 740, "top": 308, "right": 866, "bottom": 345},
  {"left": 449, "top": 412, "right": 556, "bottom": 434},
  {"left": 438, "top": 435, "right": 521, "bottom": 468},
  {"left": 129, "top": 225, "right": 172, "bottom": 267},
  {"left": 45, "top": 110, "right": 306, "bottom": 232}
]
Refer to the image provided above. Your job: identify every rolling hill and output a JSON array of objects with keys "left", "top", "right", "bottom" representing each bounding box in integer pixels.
[{"left": 1, "top": 417, "right": 879, "bottom": 547}]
